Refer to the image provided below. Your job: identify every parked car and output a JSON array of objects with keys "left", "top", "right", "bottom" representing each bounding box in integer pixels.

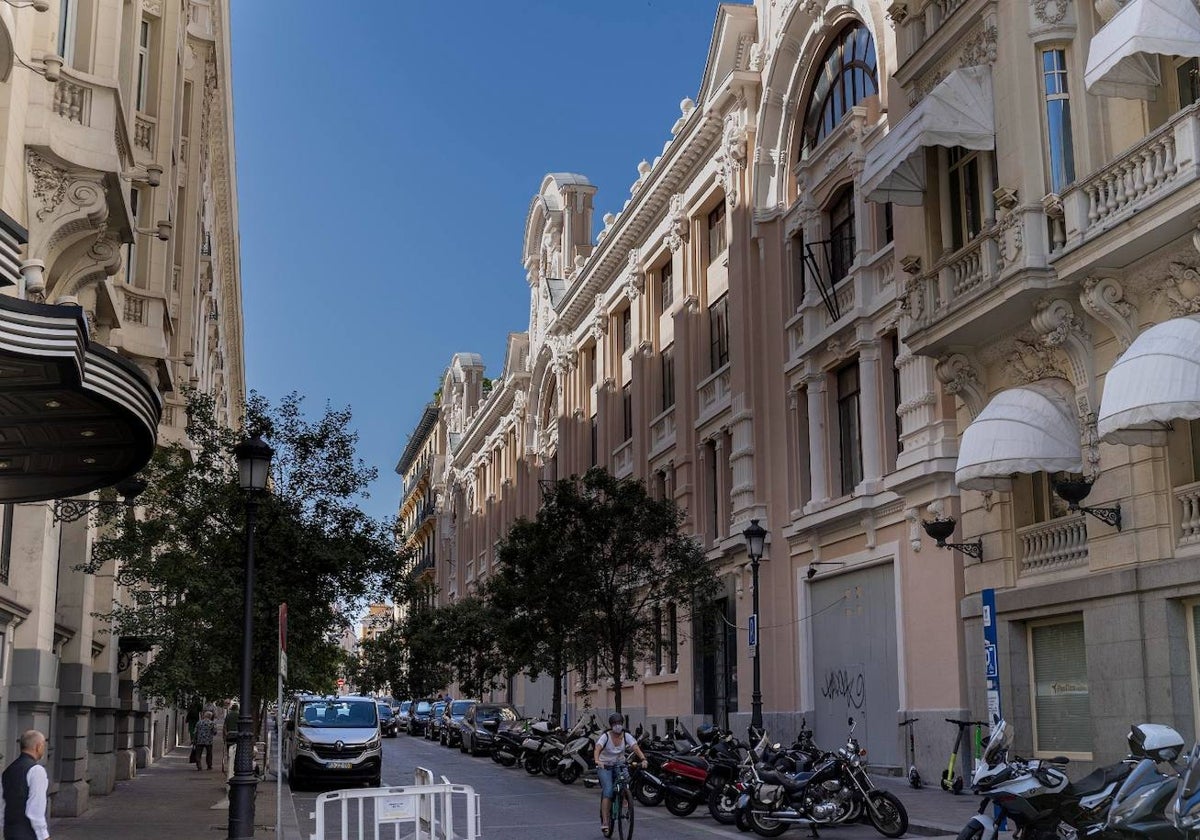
[
  {"left": 441, "top": 699, "right": 477, "bottom": 747},
  {"left": 395, "top": 700, "right": 413, "bottom": 733},
  {"left": 458, "top": 702, "right": 521, "bottom": 756},
  {"left": 283, "top": 694, "right": 382, "bottom": 789},
  {"left": 377, "top": 702, "right": 398, "bottom": 737},
  {"left": 425, "top": 701, "right": 448, "bottom": 741},
  {"left": 409, "top": 698, "right": 436, "bottom": 736}
]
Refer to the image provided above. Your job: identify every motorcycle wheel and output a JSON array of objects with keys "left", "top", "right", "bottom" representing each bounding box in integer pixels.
[
  {"left": 524, "top": 754, "right": 543, "bottom": 775},
  {"left": 749, "top": 809, "right": 790, "bottom": 838},
  {"left": 735, "top": 805, "right": 753, "bottom": 832},
  {"left": 496, "top": 753, "right": 516, "bottom": 767},
  {"left": 541, "top": 750, "right": 562, "bottom": 776},
  {"left": 557, "top": 763, "right": 581, "bottom": 785},
  {"left": 956, "top": 820, "right": 985, "bottom": 840},
  {"left": 665, "top": 791, "right": 698, "bottom": 817},
  {"left": 867, "top": 790, "right": 909, "bottom": 838},
  {"left": 707, "top": 785, "right": 739, "bottom": 825},
  {"left": 632, "top": 774, "right": 664, "bottom": 807},
  {"left": 491, "top": 750, "right": 504, "bottom": 764}
]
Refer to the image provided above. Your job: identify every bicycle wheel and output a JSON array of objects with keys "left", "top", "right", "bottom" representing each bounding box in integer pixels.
[{"left": 616, "top": 789, "right": 635, "bottom": 840}]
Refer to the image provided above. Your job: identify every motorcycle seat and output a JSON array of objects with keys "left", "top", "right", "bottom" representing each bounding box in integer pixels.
[
  {"left": 1066, "top": 764, "right": 1129, "bottom": 797},
  {"left": 668, "top": 755, "right": 709, "bottom": 770},
  {"left": 760, "top": 769, "right": 813, "bottom": 792}
]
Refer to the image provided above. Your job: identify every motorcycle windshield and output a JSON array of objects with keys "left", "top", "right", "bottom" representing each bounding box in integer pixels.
[
  {"left": 982, "top": 720, "right": 1012, "bottom": 766},
  {"left": 1173, "top": 743, "right": 1200, "bottom": 829},
  {"left": 1181, "top": 744, "right": 1200, "bottom": 799}
]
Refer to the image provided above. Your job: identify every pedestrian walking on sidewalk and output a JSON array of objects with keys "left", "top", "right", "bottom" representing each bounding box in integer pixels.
[
  {"left": 224, "top": 703, "right": 240, "bottom": 780},
  {"left": 193, "top": 711, "right": 216, "bottom": 771},
  {"left": 1, "top": 729, "right": 51, "bottom": 840}
]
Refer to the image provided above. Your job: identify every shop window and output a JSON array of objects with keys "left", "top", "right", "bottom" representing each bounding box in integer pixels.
[
  {"left": 1041, "top": 48, "right": 1076, "bottom": 193},
  {"left": 1029, "top": 618, "right": 1091, "bottom": 756},
  {"left": 708, "top": 201, "right": 727, "bottom": 264},
  {"left": 661, "top": 346, "right": 675, "bottom": 411},
  {"left": 709, "top": 295, "right": 729, "bottom": 372},
  {"left": 1186, "top": 601, "right": 1200, "bottom": 736},
  {"left": 828, "top": 186, "right": 856, "bottom": 283},
  {"left": 801, "top": 23, "right": 879, "bottom": 155},
  {"left": 837, "top": 363, "right": 863, "bottom": 494},
  {"left": 659, "top": 260, "right": 674, "bottom": 313}
]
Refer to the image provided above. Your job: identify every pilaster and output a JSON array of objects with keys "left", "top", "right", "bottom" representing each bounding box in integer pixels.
[
  {"left": 855, "top": 339, "right": 885, "bottom": 492},
  {"left": 804, "top": 372, "right": 831, "bottom": 511}
]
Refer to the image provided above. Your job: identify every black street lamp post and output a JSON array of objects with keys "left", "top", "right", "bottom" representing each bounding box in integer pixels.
[
  {"left": 228, "top": 434, "right": 272, "bottom": 840},
  {"left": 742, "top": 518, "right": 767, "bottom": 733}
]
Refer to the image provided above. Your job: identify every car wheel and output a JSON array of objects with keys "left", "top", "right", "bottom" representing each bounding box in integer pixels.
[
  {"left": 368, "top": 776, "right": 381, "bottom": 787},
  {"left": 459, "top": 736, "right": 468, "bottom": 753}
]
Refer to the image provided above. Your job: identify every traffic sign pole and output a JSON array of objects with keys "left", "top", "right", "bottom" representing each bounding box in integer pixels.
[{"left": 277, "top": 603, "right": 286, "bottom": 838}]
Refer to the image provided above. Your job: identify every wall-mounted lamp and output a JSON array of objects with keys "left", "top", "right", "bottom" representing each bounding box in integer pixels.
[
  {"left": 125, "top": 163, "right": 163, "bottom": 188},
  {"left": 921, "top": 516, "right": 983, "bottom": 560},
  {"left": 19, "top": 259, "right": 44, "bottom": 299},
  {"left": 134, "top": 220, "right": 172, "bottom": 242},
  {"left": 1051, "top": 474, "right": 1122, "bottom": 530},
  {"left": 15, "top": 52, "right": 61, "bottom": 81},
  {"left": 806, "top": 561, "right": 845, "bottom": 580}
]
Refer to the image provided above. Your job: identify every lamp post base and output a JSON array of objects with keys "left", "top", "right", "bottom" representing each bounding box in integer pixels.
[{"left": 227, "top": 772, "right": 258, "bottom": 839}]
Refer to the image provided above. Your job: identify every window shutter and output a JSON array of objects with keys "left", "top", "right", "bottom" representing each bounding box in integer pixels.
[{"left": 1032, "top": 620, "right": 1090, "bottom": 753}]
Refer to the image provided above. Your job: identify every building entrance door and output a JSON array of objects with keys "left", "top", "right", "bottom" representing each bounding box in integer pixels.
[{"left": 695, "top": 597, "right": 737, "bottom": 729}]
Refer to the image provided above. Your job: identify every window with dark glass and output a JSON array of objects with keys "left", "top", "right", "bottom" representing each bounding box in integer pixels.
[
  {"left": 802, "top": 23, "right": 879, "bottom": 154},
  {"left": 667, "top": 602, "right": 679, "bottom": 672},
  {"left": 660, "top": 260, "right": 674, "bottom": 313},
  {"left": 881, "top": 202, "right": 894, "bottom": 246},
  {"left": 837, "top": 363, "right": 863, "bottom": 494},
  {"left": 1041, "top": 49, "right": 1076, "bottom": 193},
  {"left": 707, "top": 201, "right": 727, "bottom": 263},
  {"left": 653, "top": 606, "right": 664, "bottom": 674},
  {"left": 661, "top": 346, "right": 675, "bottom": 411},
  {"left": 622, "top": 383, "right": 633, "bottom": 442},
  {"left": 829, "top": 186, "right": 856, "bottom": 282},
  {"left": 890, "top": 333, "right": 904, "bottom": 457},
  {"left": 1177, "top": 58, "right": 1200, "bottom": 109},
  {"left": 590, "top": 415, "right": 598, "bottom": 466},
  {"left": 709, "top": 296, "right": 730, "bottom": 372},
  {"left": 789, "top": 230, "right": 806, "bottom": 312},
  {"left": 621, "top": 307, "right": 632, "bottom": 352},
  {"left": 707, "top": 439, "right": 719, "bottom": 537},
  {"left": 0, "top": 504, "right": 11, "bottom": 585},
  {"left": 948, "top": 147, "right": 982, "bottom": 250}
]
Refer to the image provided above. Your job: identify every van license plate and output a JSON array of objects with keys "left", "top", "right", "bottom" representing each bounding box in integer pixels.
[{"left": 326, "top": 761, "right": 352, "bottom": 770}]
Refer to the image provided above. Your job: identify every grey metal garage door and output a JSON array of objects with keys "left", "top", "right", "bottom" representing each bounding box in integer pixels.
[{"left": 810, "top": 562, "right": 901, "bottom": 768}]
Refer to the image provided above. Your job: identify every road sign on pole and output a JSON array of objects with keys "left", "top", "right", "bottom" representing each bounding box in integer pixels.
[
  {"left": 748, "top": 613, "right": 758, "bottom": 657},
  {"left": 981, "top": 588, "right": 1002, "bottom": 723}
]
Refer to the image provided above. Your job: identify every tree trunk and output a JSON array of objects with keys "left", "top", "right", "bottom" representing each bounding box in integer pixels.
[
  {"left": 551, "top": 652, "right": 563, "bottom": 726},
  {"left": 611, "top": 647, "right": 624, "bottom": 714}
]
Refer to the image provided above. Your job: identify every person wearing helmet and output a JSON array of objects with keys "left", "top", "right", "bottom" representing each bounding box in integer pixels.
[{"left": 593, "top": 712, "right": 646, "bottom": 837}]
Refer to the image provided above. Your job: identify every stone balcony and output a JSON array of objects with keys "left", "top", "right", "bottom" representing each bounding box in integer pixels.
[
  {"left": 612, "top": 439, "right": 634, "bottom": 479},
  {"left": 108, "top": 283, "right": 170, "bottom": 376},
  {"left": 696, "top": 364, "right": 731, "bottom": 429},
  {"left": 648, "top": 407, "right": 676, "bottom": 458},
  {"left": 1018, "top": 514, "right": 1089, "bottom": 577},
  {"left": 1174, "top": 480, "right": 1200, "bottom": 549},
  {"left": 30, "top": 66, "right": 136, "bottom": 179}
]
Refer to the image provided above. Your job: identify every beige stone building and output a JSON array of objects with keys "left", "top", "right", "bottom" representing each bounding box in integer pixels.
[
  {"left": 0, "top": 0, "right": 245, "bottom": 817},
  {"left": 399, "top": 0, "right": 1200, "bottom": 775}
]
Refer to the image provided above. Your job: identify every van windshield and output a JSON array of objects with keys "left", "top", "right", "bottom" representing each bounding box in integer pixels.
[
  {"left": 299, "top": 700, "right": 377, "bottom": 728},
  {"left": 451, "top": 701, "right": 472, "bottom": 715},
  {"left": 416, "top": 701, "right": 432, "bottom": 714}
]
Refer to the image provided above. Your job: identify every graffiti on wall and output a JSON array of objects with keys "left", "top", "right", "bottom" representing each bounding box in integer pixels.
[{"left": 821, "top": 666, "right": 866, "bottom": 710}]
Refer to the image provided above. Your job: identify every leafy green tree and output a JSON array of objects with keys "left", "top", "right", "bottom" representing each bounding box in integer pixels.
[
  {"left": 84, "top": 390, "right": 402, "bottom": 717},
  {"left": 434, "top": 596, "right": 503, "bottom": 698}
]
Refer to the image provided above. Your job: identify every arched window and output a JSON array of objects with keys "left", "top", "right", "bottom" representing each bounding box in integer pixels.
[{"left": 802, "top": 23, "right": 879, "bottom": 155}]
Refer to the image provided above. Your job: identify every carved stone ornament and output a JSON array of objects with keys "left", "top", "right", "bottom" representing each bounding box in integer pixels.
[
  {"left": 905, "top": 508, "right": 921, "bottom": 552},
  {"left": 900, "top": 255, "right": 922, "bottom": 275},
  {"left": 717, "top": 114, "right": 749, "bottom": 206},
  {"left": 624, "top": 248, "right": 643, "bottom": 300},
  {"left": 1080, "top": 276, "right": 1138, "bottom": 350},
  {"left": 142, "top": 0, "right": 162, "bottom": 15},
  {"left": 887, "top": 1, "right": 910, "bottom": 26},
  {"left": 748, "top": 42, "right": 765, "bottom": 72},
  {"left": 898, "top": 275, "right": 925, "bottom": 321},
  {"left": 1005, "top": 338, "right": 1066, "bottom": 385},
  {"left": 28, "top": 151, "right": 68, "bottom": 222},
  {"left": 1153, "top": 262, "right": 1200, "bottom": 317},
  {"left": 667, "top": 193, "right": 689, "bottom": 253},
  {"left": 935, "top": 353, "right": 988, "bottom": 418},
  {"left": 996, "top": 208, "right": 1024, "bottom": 271},
  {"left": 1032, "top": 0, "right": 1070, "bottom": 26},
  {"left": 993, "top": 187, "right": 1019, "bottom": 210},
  {"left": 512, "top": 390, "right": 527, "bottom": 417}
]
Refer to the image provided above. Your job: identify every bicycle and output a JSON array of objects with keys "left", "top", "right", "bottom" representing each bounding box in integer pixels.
[{"left": 602, "top": 760, "right": 636, "bottom": 839}]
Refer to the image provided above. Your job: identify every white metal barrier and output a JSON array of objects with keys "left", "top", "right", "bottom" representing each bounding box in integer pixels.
[{"left": 310, "top": 774, "right": 481, "bottom": 840}]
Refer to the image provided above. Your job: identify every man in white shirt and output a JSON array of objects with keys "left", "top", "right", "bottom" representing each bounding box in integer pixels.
[{"left": 1, "top": 729, "right": 50, "bottom": 840}]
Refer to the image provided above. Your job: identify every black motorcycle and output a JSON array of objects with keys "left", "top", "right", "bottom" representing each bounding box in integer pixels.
[
  {"left": 736, "top": 716, "right": 908, "bottom": 838},
  {"left": 633, "top": 726, "right": 701, "bottom": 807}
]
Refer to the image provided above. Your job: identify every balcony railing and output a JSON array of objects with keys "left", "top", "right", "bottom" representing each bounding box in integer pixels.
[
  {"left": 1175, "top": 480, "right": 1200, "bottom": 548},
  {"left": 907, "top": 231, "right": 1000, "bottom": 332},
  {"left": 1018, "top": 514, "right": 1089, "bottom": 576},
  {"left": 612, "top": 439, "right": 634, "bottom": 478},
  {"left": 697, "top": 364, "right": 732, "bottom": 425},
  {"left": 134, "top": 114, "right": 155, "bottom": 153},
  {"left": 649, "top": 408, "right": 676, "bottom": 456},
  {"left": 1061, "top": 102, "right": 1200, "bottom": 251}
]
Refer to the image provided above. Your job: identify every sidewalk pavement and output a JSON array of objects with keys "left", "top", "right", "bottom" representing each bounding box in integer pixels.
[
  {"left": 49, "top": 747, "right": 303, "bottom": 840},
  {"left": 876, "top": 773, "right": 988, "bottom": 837}
]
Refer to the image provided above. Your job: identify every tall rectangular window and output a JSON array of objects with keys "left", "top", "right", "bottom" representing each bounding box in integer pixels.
[
  {"left": 709, "top": 296, "right": 729, "bottom": 372},
  {"left": 837, "top": 363, "right": 863, "bottom": 494},
  {"left": 1042, "top": 49, "right": 1076, "bottom": 193},
  {"left": 1177, "top": 58, "right": 1200, "bottom": 109},
  {"left": 653, "top": 606, "right": 664, "bottom": 675},
  {"left": 948, "top": 147, "right": 982, "bottom": 250},
  {"left": 707, "top": 201, "right": 727, "bottom": 263},
  {"left": 621, "top": 307, "right": 632, "bottom": 352},
  {"left": 0, "top": 504, "right": 12, "bottom": 586},
  {"left": 125, "top": 189, "right": 139, "bottom": 285},
  {"left": 828, "top": 187, "right": 855, "bottom": 282},
  {"left": 661, "top": 346, "right": 675, "bottom": 411},
  {"left": 667, "top": 602, "right": 679, "bottom": 672},
  {"left": 1030, "top": 618, "right": 1091, "bottom": 756},
  {"left": 136, "top": 20, "right": 152, "bottom": 111},
  {"left": 622, "top": 383, "right": 633, "bottom": 442},
  {"left": 58, "top": 0, "right": 77, "bottom": 66},
  {"left": 659, "top": 260, "right": 674, "bottom": 313},
  {"left": 590, "top": 415, "right": 598, "bottom": 466},
  {"left": 707, "top": 439, "right": 719, "bottom": 538}
]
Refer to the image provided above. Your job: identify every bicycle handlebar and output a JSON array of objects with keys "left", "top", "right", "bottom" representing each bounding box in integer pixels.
[{"left": 944, "top": 718, "right": 989, "bottom": 726}]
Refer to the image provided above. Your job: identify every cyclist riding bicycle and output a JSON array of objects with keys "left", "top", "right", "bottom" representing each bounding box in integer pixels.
[{"left": 593, "top": 712, "right": 646, "bottom": 837}]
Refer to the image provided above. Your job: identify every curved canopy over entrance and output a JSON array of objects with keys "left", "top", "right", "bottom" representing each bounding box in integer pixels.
[
  {"left": 955, "top": 378, "right": 1083, "bottom": 492},
  {"left": 1098, "top": 315, "right": 1200, "bottom": 445},
  {"left": 0, "top": 295, "right": 161, "bottom": 502}
]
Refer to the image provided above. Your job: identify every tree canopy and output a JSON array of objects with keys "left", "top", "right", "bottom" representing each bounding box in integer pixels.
[{"left": 85, "top": 390, "right": 403, "bottom": 709}]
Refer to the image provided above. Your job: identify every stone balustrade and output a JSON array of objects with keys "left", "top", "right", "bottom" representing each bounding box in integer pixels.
[
  {"left": 1018, "top": 514, "right": 1089, "bottom": 576},
  {"left": 1175, "top": 480, "right": 1200, "bottom": 547},
  {"left": 134, "top": 115, "right": 154, "bottom": 152},
  {"left": 697, "top": 365, "right": 732, "bottom": 425},
  {"left": 649, "top": 408, "right": 676, "bottom": 456},
  {"left": 53, "top": 78, "right": 89, "bottom": 124},
  {"left": 612, "top": 439, "right": 634, "bottom": 478}
]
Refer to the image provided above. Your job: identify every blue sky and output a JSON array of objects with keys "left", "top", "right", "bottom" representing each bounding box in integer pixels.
[{"left": 230, "top": 1, "right": 739, "bottom": 522}]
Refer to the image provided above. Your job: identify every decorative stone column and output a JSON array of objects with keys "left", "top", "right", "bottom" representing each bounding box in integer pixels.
[
  {"left": 115, "top": 667, "right": 137, "bottom": 780},
  {"left": 855, "top": 339, "right": 885, "bottom": 492},
  {"left": 803, "top": 372, "right": 831, "bottom": 512}
]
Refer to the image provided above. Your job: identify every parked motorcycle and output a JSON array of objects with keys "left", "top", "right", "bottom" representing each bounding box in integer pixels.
[
  {"left": 957, "top": 721, "right": 1175, "bottom": 840},
  {"left": 519, "top": 718, "right": 569, "bottom": 776},
  {"left": 1093, "top": 725, "right": 1188, "bottom": 840},
  {"left": 556, "top": 715, "right": 601, "bottom": 785},
  {"left": 634, "top": 725, "right": 702, "bottom": 807},
  {"left": 1170, "top": 742, "right": 1200, "bottom": 835},
  {"left": 735, "top": 716, "right": 909, "bottom": 838},
  {"left": 490, "top": 720, "right": 529, "bottom": 768}
]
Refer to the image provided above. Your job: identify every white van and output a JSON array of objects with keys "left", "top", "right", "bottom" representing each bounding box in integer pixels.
[{"left": 283, "top": 694, "right": 382, "bottom": 789}]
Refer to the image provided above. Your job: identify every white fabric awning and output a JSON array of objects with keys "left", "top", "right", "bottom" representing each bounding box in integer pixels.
[
  {"left": 862, "top": 65, "right": 995, "bottom": 206},
  {"left": 1085, "top": 0, "right": 1200, "bottom": 100},
  {"left": 955, "top": 378, "right": 1084, "bottom": 492},
  {"left": 1098, "top": 315, "right": 1200, "bottom": 445}
]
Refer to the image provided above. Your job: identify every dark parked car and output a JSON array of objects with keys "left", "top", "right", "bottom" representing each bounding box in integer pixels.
[
  {"left": 440, "top": 699, "right": 477, "bottom": 747},
  {"left": 396, "top": 700, "right": 413, "bottom": 733},
  {"left": 458, "top": 702, "right": 521, "bottom": 756},
  {"left": 377, "top": 702, "right": 398, "bottom": 737},
  {"left": 425, "top": 701, "right": 448, "bottom": 741},
  {"left": 409, "top": 698, "right": 436, "bottom": 736}
]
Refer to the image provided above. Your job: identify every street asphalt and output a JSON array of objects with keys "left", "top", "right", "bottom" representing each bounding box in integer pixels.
[{"left": 284, "top": 729, "right": 968, "bottom": 840}]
